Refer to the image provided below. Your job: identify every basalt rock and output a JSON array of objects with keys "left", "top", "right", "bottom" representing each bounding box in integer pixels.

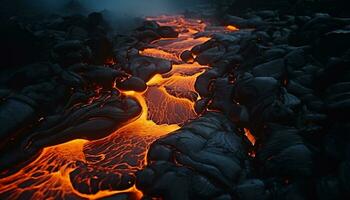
[
  {"left": 209, "top": 78, "right": 249, "bottom": 124},
  {"left": 137, "top": 20, "right": 160, "bottom": 31},
  {"left": 0, "top": 18, "right": 41, "bottom": 69},
  {"left": 325, "top": 82, "right": 350, "bottom": 118},
  {"left": 86, "top": 36, "right": 114, "bottom": 65},
  {"left": 284, "top": 48, "right": 307, "bottom": 70},
  {"left": 263, "top": 48, "right": 287, "bottom": 61},
  {"left": 0, "top": 92, "right": 142, "bottom": 171},
  {"left": 137, "top": 112, "right": 251, "bottom": 200},
  {"left": 234, "top": 73, "right": 300, "bottom": 134},
  {"left": 195, "top": 68, "right": 220, "bottom": 97},
  {"left": 180, "top": 50, "right": 195, "bottom": 63},
  {"left": 0, "top": 96, "right": 37, "bottom": 149},
  {"left": 191, "top": 39, "right": 217, "bottom": 55},
  {"left": 317, "top": 29, "right": 350, "bottom": 57},
  {"left": 235, "top": 179, "right": 268, "bottom": 200},
  {"left": 66, "top": 26, "right": 89, "bottom": 40},
  {"left": 158, "top": 26, "right": 179, "bottom": 38},
  {"left": 52, "top": 40, "right": 92, "bottom": 67},
  {"left": 115, "top": 76, "right": 147, "bottom": 92},
  {"left": 127, "top": 56, "right": 172, "bottom": 82},
  {"left": 70, "top": 64, "right": 126, "bottom": 90},
  {"left": 195, "top": 46, "right": 226, "bottom": 66},
  {"left": 252, "top": 58, "right": 285, "bottom": 79},
  {"left": 134, "top": 30, "right": 161, "bottom": 43},
  {"left": 2, "top": 63, "right": 83, "bottom": 115},
  {"left": 194, "top": 98, "right": 210, "bottom": 115},
  {"left": 3, "top": 62, "right": 65, "bottom": 89},
  {"left": 1, "top": 3, "right": 350, "bottom": 200},
  {"left": 256, "top": 124, "right": 313, "bottom": 177},
  {"left": 223, "top": 15, "right": 266, "bottom": 29}
]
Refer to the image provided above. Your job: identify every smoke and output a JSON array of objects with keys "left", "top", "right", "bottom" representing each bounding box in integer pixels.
[
  {"left": 1, "top": 0, "right": 205, "bottom": 17},
  {"left": 0, "top": 0, "right": 208, "bottom": 31},
  {"left": 83, "top": 0, "right": 177, "bottom": 16},
  {"left": 75, "top": 0, "right": 207, "bottom": 32},
  {"left": 80, "top": 0, "right": 196, "bottom": 29}
]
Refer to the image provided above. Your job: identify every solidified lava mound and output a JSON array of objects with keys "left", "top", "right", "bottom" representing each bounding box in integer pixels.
[{"left": 1, "top": 1, "right": 350, "bottom": 200}]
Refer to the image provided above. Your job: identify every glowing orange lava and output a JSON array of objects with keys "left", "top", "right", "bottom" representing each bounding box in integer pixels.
[
  {"left": 0, "top": 15, "right": 237, "bottom": 200},
  {"left": 140, "top": 15, "right": 211, "bottom": 62},
  {"left": 226, "top": 25, "right": 239, "bottom": 31},
  {"left": 244, "top": 128, "right": 256, "bottom": 146}
]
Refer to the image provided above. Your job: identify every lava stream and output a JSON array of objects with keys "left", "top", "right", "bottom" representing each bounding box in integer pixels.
[{"left": 0, "top": 15, "right": 238, "bottom": 200}]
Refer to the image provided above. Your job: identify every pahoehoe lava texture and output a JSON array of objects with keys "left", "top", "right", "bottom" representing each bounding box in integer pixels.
[
  {"left": 1, "top": 1, "right": 350, "bottom": 200},
  {"left": 137, "top": 112, "right": 250, "bottom": 200}
]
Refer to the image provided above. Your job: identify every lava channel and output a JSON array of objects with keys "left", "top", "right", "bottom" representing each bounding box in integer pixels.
[{"left": 0, "top": 15, "right": 237, "bottom": 200}]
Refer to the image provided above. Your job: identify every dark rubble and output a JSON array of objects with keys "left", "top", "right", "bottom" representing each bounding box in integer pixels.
[{"left": 0, "top": 0, "right": 350, "bottom": 200}]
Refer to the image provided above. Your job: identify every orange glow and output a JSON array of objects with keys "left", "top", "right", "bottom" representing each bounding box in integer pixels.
[
  {"left": 140, "top": 15, "right": 211, "bottom": 62},
  {"left": 226, "top": 25, "right": 239, "bottom": 31},
  {"left": 145, "top": 62, "right": 206, "bottom": 125},
  {"left": 140, "top": 48, "right": 180, "bottom": 61},
  {"left": 146, "top": 15, "right": 207, "bottom": 33},
  {"left": 0, "top": 15, "right": 214, "bottom": 200},
  {"left": 140, "top": 37, "right": 210, "bottom": 62},
  {"left": 244, "top": 128, "right": 256, "bottom": 146},
  {"left": 105, "top": 57, "right": 117, "bottom": 66}
]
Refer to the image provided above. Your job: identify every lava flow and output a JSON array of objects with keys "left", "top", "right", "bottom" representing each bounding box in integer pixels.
[
  {"left": 0, "top": 15, "right": 237, "bottom": 200},
  {"left": 140, "top": 15, "right": 211, "bottom": 62}
]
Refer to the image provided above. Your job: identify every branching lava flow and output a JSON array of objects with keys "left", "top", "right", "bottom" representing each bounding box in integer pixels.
[{"left": 0, "top": 15, "right": 238, "bottom": 200}]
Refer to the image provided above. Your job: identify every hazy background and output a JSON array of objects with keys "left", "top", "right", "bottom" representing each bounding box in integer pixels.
[
  {"left": 0, "top": 0, "right": 210, "bottom": 18},
  {"left": 0, "top": 0, "right": 213, "bottom": 32}
]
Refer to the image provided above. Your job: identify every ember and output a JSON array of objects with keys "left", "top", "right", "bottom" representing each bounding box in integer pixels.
[{"left": 226, "top": 25, "right": 239, "bottom": 31}]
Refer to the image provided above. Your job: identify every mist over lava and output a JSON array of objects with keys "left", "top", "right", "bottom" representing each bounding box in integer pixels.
[
  {"left": 1, "top": 0, "right": 207, "bottom": 17},
  {"left": 0, "top": 0, "right": 209, "bottom": 32}
]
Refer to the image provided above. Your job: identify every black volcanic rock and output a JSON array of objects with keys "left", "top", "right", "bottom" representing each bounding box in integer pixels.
[
  {"left": 0, "top": 93, "right": 142, "bottom": 171},
  {"left": 127, "top": 56, "right": 172, "bottom": 82},
  {"left": 252, "top": 58, "right": 285, "bottom": 79},
  {"left": 196, "top": 46, "right": 226, "bottom": 65},
  {"left": 116, "top": 77, "right": 147, "bottom": 92},
  {"left": 1, "top": 1, "right": 350, "bottom": 199},
  {"left": 52, "top": 40, "right": 92, "bottom": 67},
  {"left": 0, "top": 19, "right": 41, "bottom": 69},
  {"left": 180, "top": 50, "right": 194, "bottom": 63},
  {"left": 157, "top": 26, "right": 179, "bottom": 38},
  {"left": 136, "top": 112, "right": 251, "bottom": 200},
  {"left": 86, "top": 36, "right": 114, "bottom": 65}
]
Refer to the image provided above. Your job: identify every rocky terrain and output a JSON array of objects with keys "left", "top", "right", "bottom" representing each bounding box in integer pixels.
[{"left": 0, "top": 0, "right": 350, "bottom": 200}]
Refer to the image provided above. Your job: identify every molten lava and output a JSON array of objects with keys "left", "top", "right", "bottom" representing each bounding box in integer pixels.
[
  {"left": 140, "top": 15, "right": 211, "bottom": 62},
  {"left": 244, "top": 128, "right": 256, "bottom": 146},
  {"left": 0, "top": 15, "right": 237, "bottom": 199},
  {"left": 226, "top": 25, "right": 239, "bottom": 31}
]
